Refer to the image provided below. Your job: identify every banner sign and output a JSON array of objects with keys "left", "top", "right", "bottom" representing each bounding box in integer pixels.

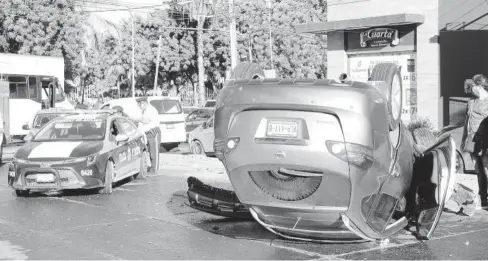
[{"left": 360, "top": 28, "right": 400, "bottom": 48}]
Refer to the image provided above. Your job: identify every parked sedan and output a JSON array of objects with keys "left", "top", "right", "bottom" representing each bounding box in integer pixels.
[
  {"left": 188, "top": 117, "right": 214, "bottom": 156},
  {"left": 9, "top": 111, "right": 150, "bottom": 196},
  {"left": 185, "top": 108, "right": 214, "bottom": 138}
]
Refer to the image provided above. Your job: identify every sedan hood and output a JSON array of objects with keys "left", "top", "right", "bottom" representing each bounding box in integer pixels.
[{"left": 15, "top": 141, "right": 104, "bottom": 159}]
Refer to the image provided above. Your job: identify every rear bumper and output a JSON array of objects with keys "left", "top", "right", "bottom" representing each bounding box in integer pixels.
[
  {"left": 159, "top": 126, "right": 186, "bottom": 143},
  {"left": 249, "top": 207, "right": 367, "bottom": 243}
]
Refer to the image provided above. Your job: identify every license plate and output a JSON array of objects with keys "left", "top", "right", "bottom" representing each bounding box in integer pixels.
[
  {"left": 266, "top": 120, "right": 299, "bottom": 138},
  {"left": 166, "top": 124, "right": 175, "bottom": 129},
  {"left": 36, "top": 174, "right": 54, "bottom": 183}
]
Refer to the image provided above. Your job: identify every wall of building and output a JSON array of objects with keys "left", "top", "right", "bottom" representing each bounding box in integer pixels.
[
  {"left": 439, "top": 0, "right": 488, "bottom": 30},
  {"left": 326, "top": 0, "right": 442, "bottom": 128}
]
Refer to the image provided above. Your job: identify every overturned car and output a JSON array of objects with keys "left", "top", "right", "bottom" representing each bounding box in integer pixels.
[{"left": 187, "top": 63, "right": 457, "bottom": 243}]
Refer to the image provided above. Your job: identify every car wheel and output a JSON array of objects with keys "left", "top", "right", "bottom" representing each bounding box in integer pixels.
[
  {"left": 15, "top": 190, "right": 29, "bottom": 197},
  {"left": 191, "top": 140, "right": 205, "bottom": 155},
  {"left": 370, "top": 63, "right": 403, "bottom": 131},
  {"left": 100, "top": 160, "right": 115, "bottom": 194},
  {"left": 455, "top": 150, "right": 465, "bottom": 174},
  {"left": 136, "top": 150, "right": 150, "bottom": 179},
  {"left": 231, "top": 62, "right": 266, "bottom": 80}
]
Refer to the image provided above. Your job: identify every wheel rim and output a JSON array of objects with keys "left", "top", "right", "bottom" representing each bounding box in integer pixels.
[
  {"left": 194, "top": 142, "right": 203, "bottom": 154},
  {"left": 391, "top": 74, "right": 402, "bottom": 118}
]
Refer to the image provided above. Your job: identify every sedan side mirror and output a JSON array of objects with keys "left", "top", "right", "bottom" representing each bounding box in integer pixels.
[
  {"left": 202, "top": 122, "right": 207, "bottom": 129},
  {"left": 22, "top": 124, "right": 30, "bottom": 130},
  {"left": 115, "top": 134, "right": 129, "bottom": 145}
]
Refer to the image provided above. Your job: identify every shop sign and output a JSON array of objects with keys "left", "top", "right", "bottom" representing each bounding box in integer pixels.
[
  {"left": 348, "top": 53, "right": 417, "bottom": 122},
  {"left": 360, "top": 28, "right": 399, "bottom": 48}
]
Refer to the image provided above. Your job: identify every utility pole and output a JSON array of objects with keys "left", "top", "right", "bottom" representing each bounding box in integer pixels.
[
  {"left": 267, "top": 0, "right": 273, "bottom": 69},
  {"left": 229, "top": 0, "right": 237, "bottom": 70},
  {"left": 154, "top": 35, "right": 162, "bottom": 92},
  {"left": 196, "top": 0, "right": 205, "bottom": 107}
]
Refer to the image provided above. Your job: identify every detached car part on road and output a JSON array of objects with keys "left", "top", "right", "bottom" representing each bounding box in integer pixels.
[
  {"left": 187, "top": 63, "right": 457, "bottom": 243},
  {"left": 8, "top": 110, "right": 151, "bottom": 196}
]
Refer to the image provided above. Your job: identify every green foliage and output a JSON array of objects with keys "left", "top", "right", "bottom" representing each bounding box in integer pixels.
[{"left": 0, "top": 0, "right": 86, "bottom": 83}]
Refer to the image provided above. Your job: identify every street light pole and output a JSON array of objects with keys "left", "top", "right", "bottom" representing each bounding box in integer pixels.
[{"left": 267, "top": 0, "right": 273, "bottom": 69}]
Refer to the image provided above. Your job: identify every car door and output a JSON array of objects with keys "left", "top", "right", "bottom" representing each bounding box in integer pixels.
[
  {"left": 410, "top": 135, "right": 456, "bottom": 239},
  {"left": 201, "top": 117, "right": 215, "bottom": 153},
  {"left": 116, "top": 117, "right": 141, "bottom": 175},
  {"left": 109, "top": 118, "right": 130, "bottom": 180}
]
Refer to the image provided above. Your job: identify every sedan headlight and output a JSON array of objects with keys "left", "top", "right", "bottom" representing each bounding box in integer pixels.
[{"left": 86, "top": 154, "right": 99, "bottom": 165}]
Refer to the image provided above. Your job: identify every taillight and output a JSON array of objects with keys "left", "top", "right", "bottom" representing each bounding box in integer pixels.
[
  {"left": 214, "top": 137, "right": 240, "bottom": 161},
  {"left": 225, "top": 137, "right": 240, "bottom": 154},
  {"left": 326, "top": 141, "right": 374, "bottom": 170}
]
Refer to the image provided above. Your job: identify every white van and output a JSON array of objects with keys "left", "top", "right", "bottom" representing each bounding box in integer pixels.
[{"left": 101, "top": 97, "right": 186, "bottom": 151}]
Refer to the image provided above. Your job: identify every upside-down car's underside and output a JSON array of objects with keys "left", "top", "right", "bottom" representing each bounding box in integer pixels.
[{"left": 186, "top": 63, "right": 456, "bottom": 243}]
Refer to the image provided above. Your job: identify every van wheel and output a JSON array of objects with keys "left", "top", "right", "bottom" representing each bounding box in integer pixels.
[
  {"left": 100, "top": 160, "right": 115, "bottom": 194},
  {"left": 370, "top": 63, "right": 403, "bottom": 131}
]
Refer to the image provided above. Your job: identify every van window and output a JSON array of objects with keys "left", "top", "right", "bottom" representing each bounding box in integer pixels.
[{"left": 150, "top": 100, "right": 182, "bottom": 114}]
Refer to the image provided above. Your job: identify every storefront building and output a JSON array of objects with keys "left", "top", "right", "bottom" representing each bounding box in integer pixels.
[{"left": 296, "top": 0, "right": 488, "bottom": 129}]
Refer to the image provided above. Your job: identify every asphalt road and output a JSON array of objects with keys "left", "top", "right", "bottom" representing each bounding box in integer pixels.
[{"left": 1, "top": 154, "right": 488, "bottom": 260}]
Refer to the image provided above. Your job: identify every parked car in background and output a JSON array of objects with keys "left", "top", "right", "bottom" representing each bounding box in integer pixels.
[
  {"left": 22, "top": 108, "right": 83, "bottom": 142},
  {"left": 183, "top": 106, "right": 198, "bottom": 118},
  {"left": 185, "top": 108, "right": 214, "bottom": 139},
  {"left": 9, "top": 111, "right": 150, "bottom": 196},
  {"left": 436, "top": 124, "right": 475, "bottom": 174},
  {"left": 101, "top": 96, "right": 186, "bottom": 151},
  {"left": 188, "top": 116, "right": 214, "bottom": 156},
  {"left": 204, "top": 100, "right": 216, "bottom": 108}
]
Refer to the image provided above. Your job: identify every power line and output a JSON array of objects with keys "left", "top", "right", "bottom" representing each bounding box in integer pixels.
[{"left": 450, "top": 0, "right": 488, "bottom": 29}]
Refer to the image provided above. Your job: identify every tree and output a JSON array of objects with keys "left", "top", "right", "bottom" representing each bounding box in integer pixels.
[
  {"left": 0, "top": 0, "right": 87, "bottom": 88},
  {"left": 234, "top": 0, "right": 327, "bottom": 78}
]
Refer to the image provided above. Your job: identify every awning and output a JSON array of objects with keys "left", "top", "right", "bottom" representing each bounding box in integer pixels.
[{"left": 295, "top": 14, "right": 425, "bottom": 34}]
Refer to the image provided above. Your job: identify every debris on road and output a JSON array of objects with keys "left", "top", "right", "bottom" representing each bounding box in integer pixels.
[{"left": 445, "top": 183, "right": 480, "bottom": 216}]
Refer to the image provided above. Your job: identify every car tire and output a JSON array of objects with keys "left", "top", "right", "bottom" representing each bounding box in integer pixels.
[
  {"left": 136, "top": 150, "right": 150, "bottom": 179},
  {"left": 15, "top": 190, "right": 29, "bottom": 197},
  {"left": 191, "top": 140, "right": 205, "bottom": 155},
  {"left": 100, "top": 160, "right": 115, "bottom": 194},
  {"left": 370, "top": 63, "right": 403, "bottom": 131},
  {"left": 231, "top": 62, "right": 266, "bottom": 80},
  {"left": 455, "top": 150, "right": 465, "bottom": 174}
]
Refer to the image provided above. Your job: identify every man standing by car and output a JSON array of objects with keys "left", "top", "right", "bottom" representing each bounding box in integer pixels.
[{"left": 131, "top": 97, "right": 161, "bottom": 175}]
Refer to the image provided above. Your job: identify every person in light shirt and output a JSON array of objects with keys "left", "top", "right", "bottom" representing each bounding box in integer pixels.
[{"left": 130, "top": 97, "right": 161, "bottom": 175}]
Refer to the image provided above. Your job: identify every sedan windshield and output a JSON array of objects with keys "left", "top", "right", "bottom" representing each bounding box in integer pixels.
[
  {"left": 33, "top": 113, "right": 73, "bottom": 129},
  {"left": 33, "top": 119, "right": 106, "bottom": 141}
]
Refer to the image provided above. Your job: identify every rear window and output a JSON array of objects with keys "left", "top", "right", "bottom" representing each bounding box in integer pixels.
[
  {"left": 150, "top": 100, "right": 182, "bottom": 114},
  {"left": 33, "top": 113, "right": 72, "bottom": 129},
  {"left": 204, "top": 100, "right": 216, "bottom": 107}
]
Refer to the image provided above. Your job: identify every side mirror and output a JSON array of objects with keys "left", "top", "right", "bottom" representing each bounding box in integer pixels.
[
  {"left": 202, "top": 122, "right": 207, "bottom": 129},
  {"left": 115, "top": 134, "right": 129, "bottom": 144},
  {"left": 22, "top": 124, "right": 30, "bottom": 130}
]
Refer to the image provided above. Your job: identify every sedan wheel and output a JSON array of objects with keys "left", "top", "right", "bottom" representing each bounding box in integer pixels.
[
  {"left": 191, "top": 140, "right": 205, "bottom": 155},
  {"left": 100, "top": 160, "right": 115, "bottom": 194}
]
